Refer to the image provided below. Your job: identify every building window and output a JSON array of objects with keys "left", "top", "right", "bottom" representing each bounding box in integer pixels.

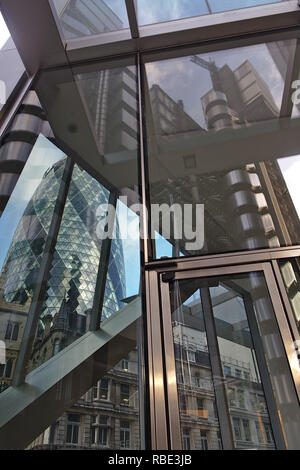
[
  {"left": 223, "top": 365, "right": 231, "bottom": 376},
  {"left": 182, "top": 428, "right": 191, "bottom": 450},
  {"left": 197, "top": 398, "right": 204, "bottom": 411},
  {"left": 49, "top": 423, "right": 57, "bottom": 444},
  {"left": 177, "top": 370, "right": 183, "bottom": 384},
  {"left": 233, "top": 418, "right": 242, "bottom": 441},
  {"left": 66, "top": 414, "right": 80, "bottom": 445},
  {"left": 228, "top": 387, "right": 236, "bottom": 407},
  {"left": 235, "top": 368, "right": 242, "bottom": 378},
  {"left": 5, "top": 322, "right": 19, "bottom": 341},
  {"left": 4, "top": 359, "right": 13, "bottom": 378},
  {"left": 120, "top": 383, "right": 130, "bottom": 406},
  {"left": 53, "top": 339, "right": 60, "bottom": 356},
  {"left": 179, "top": 394, "right": 187, "bottom": 411},
  {"left": 0, "top": 364, "right": 4, "bottom": 378},
  {"left": 244, "top": 371, "right": 250, "bottom": 381},
  {"left": 242, "top": 420, "right": 251, "bottom": 441},
  {"left": 187, "top": 350, "right": 195, "bottom": 363},
  {"left": 4, "top": 322, "right": 12, "bottom": 340},
  {"left": 237, "top": 389, "right": 246, "bottom": 409},
  {"left": 121, "top": 357, "right": 129, "bottom": 371},
  {"left": 99, "top": 416, "right": 108, "bottom": 447},
  {"left": 99, "top": 378, "right": 109, "bottom": 400},
  {"left": 263, "top": 423, "right": 273, "bottom": 444},
  {"left": 194, "top": 373, "right": 200, "bottom": 387},
  {"left": 120, "top": 420, "right": 130, "bottom": 449},
  {"left": 200, "top": 430, "right": 208, "bottom": 450},
  {"left": 255, "top": 422, "right": 263, "bottom": 443}
]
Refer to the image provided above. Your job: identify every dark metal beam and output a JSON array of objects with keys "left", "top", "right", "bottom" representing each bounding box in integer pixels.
[
  {"left": 125, "top": 0, "right": 139, "bottom": 39},
  {"left": 0, "top": 0, "right": 68, "bottom": 75}
]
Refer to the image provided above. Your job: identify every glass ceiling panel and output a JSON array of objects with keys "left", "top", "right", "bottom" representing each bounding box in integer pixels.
[
  {"left": 137, "top": 0, "right": 286, "bottom": 27},
  {"left": 52, "top": 0, "right": 130, "bottom": 40},
  {"left": 0, "top": 12, "right": 25, "bottom": 112}
]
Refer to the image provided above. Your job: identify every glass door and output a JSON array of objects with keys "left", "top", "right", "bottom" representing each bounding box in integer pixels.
[{"left": 159, "top": 262, "right": 300, "bottom": 450}]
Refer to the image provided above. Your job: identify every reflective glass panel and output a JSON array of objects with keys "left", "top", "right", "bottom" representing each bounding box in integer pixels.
[
  {"left": 170, "top": 272, "right": 300, "bottom": 449},
  {"left": 28, "top": 341, "right": 144, "bottom": 450},
  {"left": 0, "top": 13, "right": 25, "bottom": 113},
  {"left": 145, "top": 39, "right": 300, "bottom": 259},
  {"left": 0, "top": 56, "right": 146, "bottom": 450},
  {"left": 0, "top": 135, "right": 66, "bottom": 393},
  {"left": 279, "top": 258, "right": 300, "bottom": 335},
  {"left": 53, "top": 0, "right": 130, "bottom": 40},
  {"left": 137, "top": 0, "right": 285, "bottom": 26}
]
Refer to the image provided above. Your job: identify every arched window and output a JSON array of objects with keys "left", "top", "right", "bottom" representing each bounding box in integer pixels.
[
  {"left": 53, "top": 339, "right": 60, "bottom": 356},
  {"left": 5, "top": 322, "right": 12, "bottom": 340},
  {"left": 5, "top": 359, "right": 13, "bottom": 378},
  {"left": 12, "top": 324, "right": 19, "bottom": 341}
]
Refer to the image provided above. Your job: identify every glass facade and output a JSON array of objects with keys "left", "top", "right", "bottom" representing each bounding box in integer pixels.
[
  {"left": 0, "top": 0, "right": 300, "bottom": 452},
  {"left": 144, "top": 39, "right": 300, "bottom": 259},
  {"left": 137, "top": 0, "right": 286, "bottom": 26},
  {"left": 53, "top": 0, "right": 130, "bottom": 39}
]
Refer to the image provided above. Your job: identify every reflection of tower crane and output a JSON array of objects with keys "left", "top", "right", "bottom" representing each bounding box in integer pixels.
[{"left": 191, "top": 55, "right": 223, "bottom": 92}]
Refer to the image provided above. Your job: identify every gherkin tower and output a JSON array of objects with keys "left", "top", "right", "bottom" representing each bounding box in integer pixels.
[{"left": 2, "top": 158, "right": 126, "bottom": 337}]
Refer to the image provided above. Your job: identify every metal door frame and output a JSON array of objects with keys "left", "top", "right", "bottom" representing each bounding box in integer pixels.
[{"left": 146, "top": 258, "right": 300, "bottom": 449}]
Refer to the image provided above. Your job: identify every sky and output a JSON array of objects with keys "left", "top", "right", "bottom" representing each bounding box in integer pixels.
[{"left": 0, "top": 11, "right": 10, "bottom": 49}]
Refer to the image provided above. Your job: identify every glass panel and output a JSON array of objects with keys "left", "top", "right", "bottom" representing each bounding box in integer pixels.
[
  {"left": 0, "top": 135, "right": 66, "bottom": 393},
  {"left": 28, "top": 346, "right": 142, "bottom": 450},
  {"left": 170, "top": 282, "right": 223, "bottom": 450},
  {"left": 145, "top": 39, "right": 300, "bottom": 259},
  {"left": 53, "top": 0, "right": 130, "bottom": 40},
  {"left": 137, "top": 0, "right": 286, "bottom": 26},
  {"left": 0, "top": 13, "right": 25, "bottom": 112},
  {"left": 209, "top": 280, "right": 275, "bottom": 449},
  {"left": 8, "top": 57, "right": 145, "bottom": 450},
  {"left": 279, "top": 258, "right": 300, "bottom": 334},
  {"left": 170, "top": 272, "right": 300, "bottom": 449}
]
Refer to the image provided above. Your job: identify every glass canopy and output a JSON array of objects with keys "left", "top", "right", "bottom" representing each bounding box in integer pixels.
[{"left": 137, "top": 0, "right": 286, "bottom": 26}]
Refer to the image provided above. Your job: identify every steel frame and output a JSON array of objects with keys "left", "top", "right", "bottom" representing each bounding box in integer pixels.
[
  {"left": 1, "top": 0, "right": 300, "bottom": 451},
  {"left": 150, "top": 260, "right": 300, "bottom": 449}
]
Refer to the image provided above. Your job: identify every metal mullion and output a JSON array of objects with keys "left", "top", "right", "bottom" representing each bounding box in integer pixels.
[
  {"left": 145, "top": 246, "right": 300, "bottom": 274},
  {"left": 262, "top": 262, "right": 300, "bottom": 402},
  {"left": 137, "top": 53, "right": 153, "bottom": 263},
  {"left": 160, "top": 278, "right": 182, "bottom": 449},
  {"left": 12, "top": 157, "right": 74, "bottom": 386},
  {"left": 125, "top": 0, "right": 139, "bottom": 39},
  {"left": 173, "top": 262, "right": 266, "bottom": 281},
  {"left": 199, "top": 286, "right": 235, "bottom": 450},
  {"left": 271, "top": 259, "right": 300, "bottom": 342},
  {"left": 146, "top": 270, "right": 169, "bottom": 449},
  {"left": 89, "top": 191, "right": 118, "bottom": 331},
  {"left": 144, "top": 270, "right": 157, "bottom": 448},
  {"left": 224, "top": 279, "right": 287, "bottom": 449}
]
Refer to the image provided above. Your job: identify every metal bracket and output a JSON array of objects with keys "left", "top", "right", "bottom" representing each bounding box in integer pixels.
[{"left": 162, "top": 271, "right": 175, "bottom": 283}]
